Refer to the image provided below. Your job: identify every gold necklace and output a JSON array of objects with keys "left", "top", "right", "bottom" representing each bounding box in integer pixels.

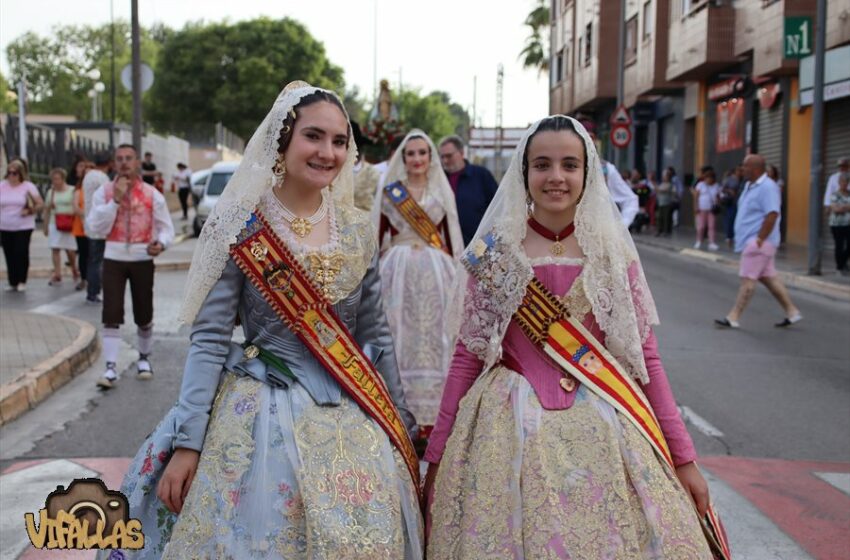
[{"left": 274, "top": 193, "right": 328, "bottom": 237}]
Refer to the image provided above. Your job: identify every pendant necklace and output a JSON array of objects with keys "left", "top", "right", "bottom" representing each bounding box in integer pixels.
[
  {"left": 274, "top": 192, "right": 328, "bottom": 238},
  {"left": 527, "top": 216, "right": 575, "bottom": 256}
]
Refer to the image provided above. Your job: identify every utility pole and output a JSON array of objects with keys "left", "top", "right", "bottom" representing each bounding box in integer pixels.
[
  {"left": 372, "top": 0, "right": 378, "bottom": 102},
  {"left": 615, "top": 0, "right": 626, "bottom": 167},
  {"left": 110, "top": 0, "right": 116, "bottom": 148},
  {"left": 495, "top": 64, "right": 505, "bottom": 179},
  {"left": 807, "top": 0, "right": 827, "bottom": 275},
  {"left": 131, "top": 0, "right": 142, "bottom": 152},
  {"left": 16, "top": 78, "right": 27, "bottom": 161}
]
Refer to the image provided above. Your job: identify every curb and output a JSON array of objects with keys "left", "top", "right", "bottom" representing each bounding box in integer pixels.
[
  {"left": 0, "top": 232, "right": 194, "bottom": 280},
  {"left": 637, "top": 238, "right": 850, "bottom": 301},
  {"left": 0, "top": 317, "right": 100, "bottom": 426}
]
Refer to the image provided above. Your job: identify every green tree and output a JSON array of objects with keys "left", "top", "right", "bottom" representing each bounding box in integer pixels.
[
  {"left": 5, "top": 22, "right": 162, "bottom": 122},
  {"left": 396, "top": 89, "right": 469, "bottom": 144},
  {"left": 0, "top": 71, "right": 16, "bottom": 113},
  {"left": 519, "top": 0, "right": 550, "bottom": 75},
  {"left": 147, "top": 17, "right": 344, "bottom": 140}
]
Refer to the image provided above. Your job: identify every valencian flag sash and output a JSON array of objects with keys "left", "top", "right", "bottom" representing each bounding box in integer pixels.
[
  {"left": 230, "top": 212, "right": 420, "bottom": 490},
  {"left": 383, "top": 182, "right": 449, "bottom": 253},
  {"left": 464, "top": 233, "right": 731, "bottom": 560}
]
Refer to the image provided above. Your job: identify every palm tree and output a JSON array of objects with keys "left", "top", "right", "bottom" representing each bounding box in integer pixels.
[{"left": 519, "top": 1, "right": 550, "bottom": 75}]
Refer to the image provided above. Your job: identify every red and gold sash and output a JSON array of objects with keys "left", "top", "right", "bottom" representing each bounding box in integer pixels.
[
  {"left": 383, "top": 182, "right": 449, "bottom": 253},
  {"left": 513, "top": 278, "right": 731, "bottom": 559},
  {"left": 230, "top": 212, "right": 420, "bottom": 489}
]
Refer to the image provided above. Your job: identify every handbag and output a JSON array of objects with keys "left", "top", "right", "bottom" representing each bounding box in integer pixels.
[
  {"left": 711, "top": 204, "right": 722, "bottom": 215},
  {"left": 55, "top": 213, "right": 74, "bottom": 232}
]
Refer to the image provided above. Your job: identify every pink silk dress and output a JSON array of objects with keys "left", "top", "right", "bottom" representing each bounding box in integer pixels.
[{"left": 424, "top": 261, "right": 711, "bottom": 559}]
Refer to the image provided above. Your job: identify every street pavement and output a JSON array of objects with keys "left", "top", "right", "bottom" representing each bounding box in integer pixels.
[{"left": 0, "top": 240, "right": 848, "bottom": 559}]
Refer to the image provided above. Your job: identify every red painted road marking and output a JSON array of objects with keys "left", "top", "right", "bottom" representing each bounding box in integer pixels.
[
  {"left": 702, "top": 456, "right": 850, "bottom": 560},
  {"left": 6, "top": 458, "right": 132, "bottom": 560}
]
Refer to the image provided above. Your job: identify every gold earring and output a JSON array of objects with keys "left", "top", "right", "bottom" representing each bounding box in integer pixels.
[{"left": 273, "top": 157, "right": 286, "bottom": 189}]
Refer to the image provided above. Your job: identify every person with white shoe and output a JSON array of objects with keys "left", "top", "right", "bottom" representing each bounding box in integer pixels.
[
  {"left": 86, "top": 144, "right": 175, "bottom": 389},
  {"left": 693, "top": 167, "right": 721, "bottom": 251},
  {"left": 715, "top": 154, "right": 801, "bottom": 329}
]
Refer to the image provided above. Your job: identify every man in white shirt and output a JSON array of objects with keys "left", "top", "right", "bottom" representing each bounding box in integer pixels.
[
  {"left": 86, "top": 144, "right": 175, "bottom": 389},
  {"left": 579, "top": 119, "right": 639, "bottom": 228},
  {"left": 82, "top": 152, "right": 111, "bottom": 304},
  {"left": 172, "top": 163, "right": 193, "bottom": 220},
  {"left": 823, "top": 157, "right": 849, "bottom": 207}
]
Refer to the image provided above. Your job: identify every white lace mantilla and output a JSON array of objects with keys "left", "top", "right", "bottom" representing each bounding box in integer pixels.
[{"left": 447, "top": 116, "right": 659, "bottom": 384}]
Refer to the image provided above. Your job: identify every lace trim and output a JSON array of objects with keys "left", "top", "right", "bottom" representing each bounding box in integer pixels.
[{"left": 528, "top": 256, "right": 584, "bottom": 266}]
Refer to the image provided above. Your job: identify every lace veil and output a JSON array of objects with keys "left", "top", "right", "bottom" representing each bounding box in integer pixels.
[
  {"left": 179, "top": 81, "right": 357, "bottom": 324},
  {"left": 449, "top": 116, "right": 659, "bottom": 383},
  {"left": 370, "top": 129, "right": 464, "bottom": 257}
]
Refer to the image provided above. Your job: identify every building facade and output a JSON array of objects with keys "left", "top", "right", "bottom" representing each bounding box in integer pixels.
[{"left": 550, "top": 0, "right": 850, "bottom": 247}]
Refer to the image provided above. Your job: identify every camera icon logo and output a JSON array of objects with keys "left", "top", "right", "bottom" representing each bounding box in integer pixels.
[{"left": 24, "top": 478, "right": 144, "bottom": 550}]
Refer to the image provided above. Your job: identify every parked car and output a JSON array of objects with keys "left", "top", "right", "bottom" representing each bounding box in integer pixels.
[
  {"left": 193, "top": 161, "right": 239, "bottom": 237},
  {"left": 190, "top": 168, "right": 211, "bottom": 207}
]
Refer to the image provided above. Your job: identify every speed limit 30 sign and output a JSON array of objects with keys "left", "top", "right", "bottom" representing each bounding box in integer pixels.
[{"left": 610, "top": 125, "right": 631, "bottom": 149}]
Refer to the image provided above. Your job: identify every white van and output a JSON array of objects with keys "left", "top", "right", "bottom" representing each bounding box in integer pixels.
[{"left": 193, "top": 161, "right": 239, "bottom": 236}]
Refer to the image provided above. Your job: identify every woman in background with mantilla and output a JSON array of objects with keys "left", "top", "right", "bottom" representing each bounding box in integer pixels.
[{"left": 372, "top": 130, "right": 464, "bottom": 437}]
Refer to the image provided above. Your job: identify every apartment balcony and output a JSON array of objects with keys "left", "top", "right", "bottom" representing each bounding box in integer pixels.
[{"left": 666, "top": 2, "right": 737, "bottom": 82}]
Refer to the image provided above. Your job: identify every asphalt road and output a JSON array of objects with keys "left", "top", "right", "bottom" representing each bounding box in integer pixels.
[{"left": 2, "top": 243, "right": 848, "bottom": 467}]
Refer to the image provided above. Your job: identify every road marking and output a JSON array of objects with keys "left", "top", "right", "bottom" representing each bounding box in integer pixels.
[
  {"left": 0, "top": 459, "right": 97, "bottom": 560},
  {"left": 815, "top": 472, "right": 850, "bottom": 498},
  {"left": 679, "top": 405, "right": 725, "bottom": 437},
  {"left": 31, "top": 292, "right": 82, "bottom": 316},
  {"left": 702, "top": 468, "right": 816, "bottom": 560}
]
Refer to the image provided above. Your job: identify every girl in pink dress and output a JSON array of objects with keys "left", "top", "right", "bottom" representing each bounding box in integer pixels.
[{"left": 423, "top": 116, "right": 718, "bottom": 559}]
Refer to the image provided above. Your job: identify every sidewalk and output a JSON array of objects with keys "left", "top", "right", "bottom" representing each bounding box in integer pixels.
[
  {"left": 0, "top": 210, "right": 197, "bottom": 425},
  {"left": 0, "top": 208, "right": 194, "bottom": 280},
  {"left": 0, "top": 312, "right": 98, "bottom": 425},
  {"left": 633, "top": 226, "right": 850, "bottom": 300}
]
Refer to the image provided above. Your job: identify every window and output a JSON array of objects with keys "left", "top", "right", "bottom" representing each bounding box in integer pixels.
[
  {"left": 205, "top": 172, "right": 234, "bottom": 196},
  {"left": 549, "top": 48, "right": 565, "bottom": 87},
  {"left": 625, "top": 16, "right": 638, "bottom": 65},
  {"left": 643, "top": 1, "right": 653, "bottom": 40},
  {"left": 682, "top": 0, "right": 709, "bottom": 15},
  {"left": 556, "top": 48, "right": 565, "bottom": 83},
  {"left": 583, "top": 22, "right": 593, "bottom": 66}
]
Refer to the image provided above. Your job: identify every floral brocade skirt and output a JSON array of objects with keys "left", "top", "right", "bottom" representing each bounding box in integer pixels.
[
  {"left": 429, "top": 366, "right": 712, "bottom": 560},
  {"left": 104, "top": 373, "right": 423, "bottom": 560}
]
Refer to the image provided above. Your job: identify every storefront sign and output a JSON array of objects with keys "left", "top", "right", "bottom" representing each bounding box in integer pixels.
[
  {"left": 716, "top": 98, "right": 744, "bottom": 153},
  {"left": 708, "top": 78, "right": 738, "bottom": 101},
  {"left": 800, "top": 79, "right": 850, "bottom": 106},
  {"left": 784, "top": 16, "right": 813, "bottom": 59},
  {"left": 799, "top": 45, "right": 850, "bottom": 106},
  {"left": 758, "top": 83, "right": 781, "bottom": 109}
]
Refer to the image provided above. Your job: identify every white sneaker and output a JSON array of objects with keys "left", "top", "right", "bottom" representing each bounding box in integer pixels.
[
  {"left": 96, "top": 364, "right": 119, "bottom": 389},
  {"left": 693, "top": 241, "right": 702, "bottom": 250},
  {"left": 708, "top": 243, "right": 720, "bottom": 251},
  {"left": 15, "top": 284, "right": 26, "bottom": 292},
  {"left": 4, "top": 285, "right": 17, "bottom": 292},
  {"left": 137, "top": 356, "right": 153, "bottom": 380}
]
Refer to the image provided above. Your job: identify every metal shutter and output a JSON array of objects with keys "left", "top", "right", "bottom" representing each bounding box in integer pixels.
[
  {"left": 824, "top": 98, "right": 850, "bottom": 175},
  {"left": 756, "top": 101, "right": 784, "bottom": 170},
  {"left": 820, "top": 98, "right": 850, "bottom": 268}
]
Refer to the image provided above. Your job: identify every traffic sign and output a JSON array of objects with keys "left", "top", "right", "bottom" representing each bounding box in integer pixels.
[
  {"left": 610, "top": 125, "right": 631, "bottom": 149},
  {"left": 610, "top": 105, "right": 632, "bottom": 126}
]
